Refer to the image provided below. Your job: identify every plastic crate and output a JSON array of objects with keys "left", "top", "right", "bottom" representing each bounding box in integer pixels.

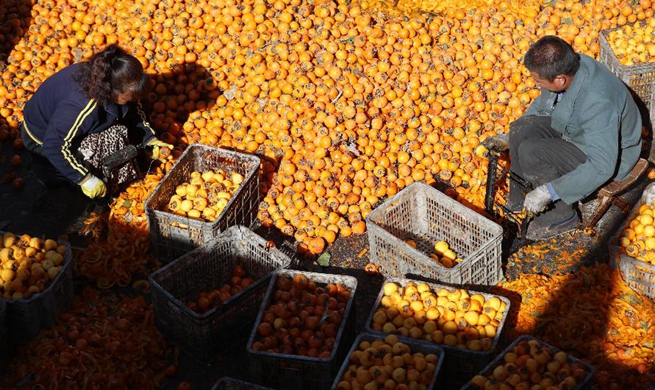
[
  {"left": 459, "top": 335, "right": 595, "bottom": 390},
  {"left": 364, "top": 277, "right": 510, "bottom": 389},
  {"left": 365, "top": 181, "right": 503, "bottom": 286},
  {"left": 331, "top": 332, "right": 445, "bottom": 390},
  {"left": 247, "top": 270, "right": 358, "bottom": 390},
  {"left": 211, "top": 377, "right": 273, "bottom": 390},
  {"left": 0, "top": 234, "right": 74, "bottom": 346},
  {"left": 145, "top": 144, "right": 261, "bottom": 263},
  {"left": 608, "top": 182, "right": 655, "bottom": 298},
  {"left": 600, "top": 22, "right": 655, "bottom": 160},
  {"left": 148, "top": 226, "right": 292, "bottom": 364}
]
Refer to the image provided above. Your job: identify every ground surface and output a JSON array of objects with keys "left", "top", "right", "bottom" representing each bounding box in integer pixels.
[{"left": 0, "top": 136, "right": 648, "bottom": 390}]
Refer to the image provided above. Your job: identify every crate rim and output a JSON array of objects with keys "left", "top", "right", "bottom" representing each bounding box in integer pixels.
[
  {"left": 364, "top": 181, "right": 504, "bottom": 269},
  {"left": 148, "top": 225, "right": 285, "bottom": 320},
  {"left": 364, "top": 276, "right": 511, "bottom": 357},
  {"left": 460, "top": 334, "right": 595, "bottom": 390},
  {"left": 246, "top": 269, "right": 359, "bottom": 362},
  {"left": 331, "top": 331, "right": 446, "bottom": 390},
  {"left": 144, "top": 144, "right": 261, "bottom": 224},
  {"left": 0, "top": 232, "right": 72, "bottom": 305}
]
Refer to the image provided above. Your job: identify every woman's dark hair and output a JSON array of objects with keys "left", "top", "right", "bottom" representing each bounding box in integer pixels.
[
  {"left": 73, "top": 44, "right": 147, "bottom": 104},
  {"left": 523, "top": 36, "right": 580, "bottom": 81}
]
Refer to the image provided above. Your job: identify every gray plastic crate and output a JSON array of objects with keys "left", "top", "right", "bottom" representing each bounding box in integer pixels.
[
  {"left": 459, "top": 335, "right": 594, "bottom": 390},
  {"left": 0, "top": 234, "right": 74, "bottom": 346},
  {"left": 145, "top": 144, "right": 261, "bottom": 263},
  {"left": 364, "top": 277, "right": 510, "bottom": 389},
  {"left": 608, "top": 182, "right": 655, "bottom": 298},
  {"left": 331, "top": 332, "right": 445, "bottom": 390},
  {"left": 599, "top": 22, "right": 655, "bottom": 161},
  {"left": 247, "top": 270, "right": 358, "bottom": 390},
  {"left": 365, "top": 181, "right": 503, "bottom": 286},
  {"left": 211, "top": 377, "right": 274, "bottom": 390},
  {"left": 149, "top": 226, "right": 291, "bottom": 364}
]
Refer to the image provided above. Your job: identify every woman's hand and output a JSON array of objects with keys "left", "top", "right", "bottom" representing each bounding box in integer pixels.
[
  {"left": 146, "top": 138, "right": 174, "bottom": 159},
  {"left": 79, "top": 174, "right": 107, "bottom": 198}
]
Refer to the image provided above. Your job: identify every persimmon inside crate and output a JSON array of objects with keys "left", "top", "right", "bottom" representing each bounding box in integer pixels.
[
  {"left": 145, "top": 144, "right": 260, "bottom": 263},
  {"left": 365, "top": 181, "right": 503, "bottom": 286},
  {"left": 364, "top": 277, "right": 511, "bottom": 389},
  {"left": 330, "top": 332, "right": 445, "bottom": 390},
  {"left": 0, "top": 231, "right": 74, "bottom": 346},
  {"left": 148, "top": 226, "right": 292, "bottom": 364},
  {"left": 460, "top": 335, "right": 595, "bottom": 390},
  {"left": 608, "top": 182, "right": 655, "bottom": 298},
  {"left": 247, "top": 270, "right": 358, "bottom": 390}
]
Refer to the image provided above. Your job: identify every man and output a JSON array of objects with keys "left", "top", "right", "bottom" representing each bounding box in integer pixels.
[{"left": 482, "top": 35, "right": 643, "bottom": 240}]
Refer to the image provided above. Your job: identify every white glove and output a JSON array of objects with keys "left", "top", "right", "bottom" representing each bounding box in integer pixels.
[
  {"left": 523, "top": 184, "right": 552, "bottom": 214},
  {"left": 79, "top": 174, "right": 107, "bottom": 199}
]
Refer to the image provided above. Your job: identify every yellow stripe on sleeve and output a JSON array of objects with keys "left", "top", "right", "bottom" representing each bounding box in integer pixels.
[
  {"left": 61, "top": 99, "right": 97, "bottom": 175},
  {"left": 22, "top": 122, "right": 43, "bottom": 145}
]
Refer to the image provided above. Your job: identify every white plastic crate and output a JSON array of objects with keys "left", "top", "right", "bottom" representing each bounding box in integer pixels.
[{"left": 365, "top": 181, "right": 503, "bottom": 286}]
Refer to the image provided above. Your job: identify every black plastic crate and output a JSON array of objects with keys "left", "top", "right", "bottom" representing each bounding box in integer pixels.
[
  {"left": 1, "top": 234, "right": 74, "bottom": 346},
  {"left": 247, "top": 270, "right": 358, "bottom": 390},
  {"left": 145, "top": 144, "right": 261, "bottom": 263},
  {"left": 365, "top": 277, "right": 511, "bottom": 389},
  {"left": 149, "top": 226, "right": 292, "bottom": 364},
  {"left": 0, "top": 299, "right": 6, "bottom": 370},
  {"left": 459, "top": 335, "right": 594, "bottom": 390},
  {"left": 331, "top": 332, "right": 445, "bottom": 390}
]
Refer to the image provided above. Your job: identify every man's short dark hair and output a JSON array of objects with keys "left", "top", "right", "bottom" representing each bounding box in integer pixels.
[{"left": 524, "top": 36, "right": 581, "bottom": 81}]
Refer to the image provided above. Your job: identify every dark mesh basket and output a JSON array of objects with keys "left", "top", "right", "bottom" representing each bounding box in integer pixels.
[
  {"left": 145, "top": 145, "right": 261, "bottom": 263},
  {"left": 0, "top": 233, "right": 74, "bottom": 346},
  {"left": 459, "top": 335, "right": 595, "bottom": 390},
  {"left": 330, "top": 332, "right": 446, "bottom": 390},
  {"left": 364, "top": 277, "right": 511, "bottom": 389},
  {"left": 247, "top": 270, "right": 358, "bottom": 390},
  {"left": 149, "top": 226, "right": 291, "bottom": 364}
]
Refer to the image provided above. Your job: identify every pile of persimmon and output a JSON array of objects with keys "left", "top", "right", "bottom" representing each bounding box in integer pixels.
[
  {"left": 164, "top": 169, "right": 244, "bottom": 222},
  {"left": 370, "top": 281, "right": 507, "bottom": 351},
  {"left": 335, "top": 334, "right": 440, "bottom": 390},
  {"left": 0, "top": 231, "right": 68, "bottom": 300},
  {"left": 250, "top": 272, "right": 351, "bottom": 358},
  {"left": 186, "top": 262, "right": 254, "bottom": 314},
  {"left": 617, "top": 200, "right": 655, "bottom": 264},
  {"left": 606, "top": 17, "right": 655, "bottom": 65},
  {"left": 469, "top": 337, "right": 591, "bottom": 389}
]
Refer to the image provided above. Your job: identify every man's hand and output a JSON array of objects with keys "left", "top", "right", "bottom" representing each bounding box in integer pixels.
[
  {"left": 79, "top": 174, "right": 107, "bottom": 199},
  {"left": 523, "top": 184, "right": 552, "bottom": 214},
  {"left": 480, "top": 134, "right": 510, "bottom": 153},
  {"left": 147, "top": 138, "right": 174, "bottom": 159}
]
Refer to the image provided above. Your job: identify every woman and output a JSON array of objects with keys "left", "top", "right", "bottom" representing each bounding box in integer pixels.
[{"left": 21, "top": 44, "right": 172, "bottom": 199}]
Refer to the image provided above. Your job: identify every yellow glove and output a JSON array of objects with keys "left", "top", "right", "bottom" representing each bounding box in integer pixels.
[
  {"left": 147, "top": 138, "right": 174, "bottom": 159},
  {"left": 79, "top": 174, "right": 107, "bottom": 199}
]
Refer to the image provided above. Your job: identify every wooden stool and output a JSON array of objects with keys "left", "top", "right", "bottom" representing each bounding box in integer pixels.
[{"left": 584, "top": 157, "right": 649, "bottom": 229}]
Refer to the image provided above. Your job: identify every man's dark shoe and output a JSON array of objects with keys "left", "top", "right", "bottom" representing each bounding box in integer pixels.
[{"left": 525, "top": 212, "right": 580, "bottom": 241}]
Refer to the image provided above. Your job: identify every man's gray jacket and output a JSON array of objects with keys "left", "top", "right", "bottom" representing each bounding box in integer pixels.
[{"left": 524, "top": 54, "right": 643, "bottom": 204}]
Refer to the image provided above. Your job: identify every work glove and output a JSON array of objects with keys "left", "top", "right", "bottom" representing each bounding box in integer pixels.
[
  {"left": 147, "top": 138, "right": 174, "bottom": 159},
  {"left": 523, "top": 184, "right": 552, "bottom": 214},
  {"left": 480, "top": 133, "right": 510, "bottom": 153},
  {"left": 79, "top": 174, "right": 107, "bottom": 199}
]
